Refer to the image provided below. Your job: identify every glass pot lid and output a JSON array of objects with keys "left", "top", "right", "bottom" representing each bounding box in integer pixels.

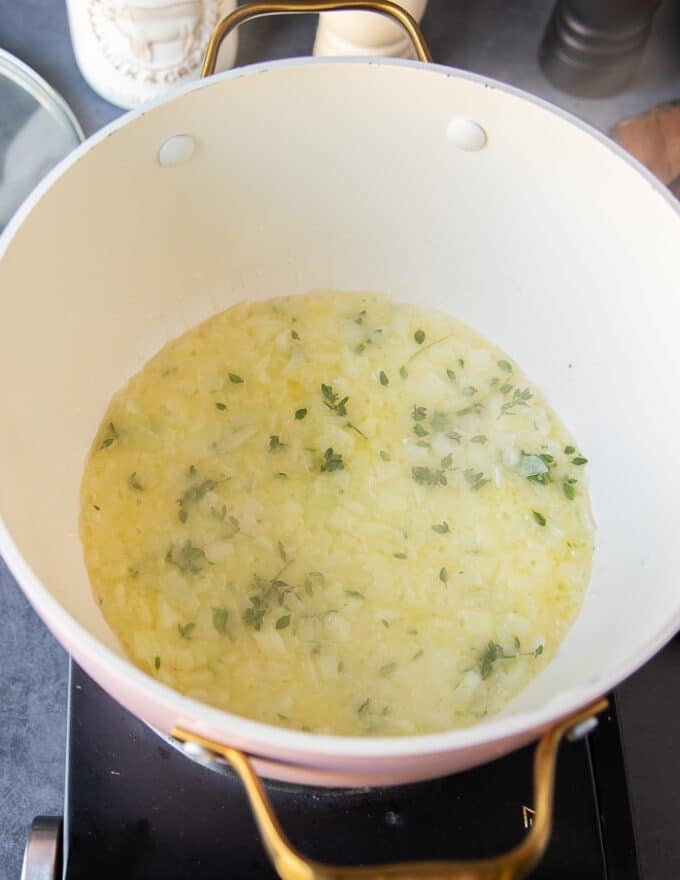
[{"left": 0, "top": 49, "right": 83, "bottom": 232}]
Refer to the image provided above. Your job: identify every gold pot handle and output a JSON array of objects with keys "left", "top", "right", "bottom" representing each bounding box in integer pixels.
[
  {"left": 173, "top": 697, "right": 607, "bottom": 880},
  {"left": 200, "top": 0, "right": 433, "bottom": 77}
]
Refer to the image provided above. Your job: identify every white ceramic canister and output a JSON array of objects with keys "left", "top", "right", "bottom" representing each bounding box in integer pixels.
[
  {"left": 66, "top": 0, "right": 238, "bottom": 109},
  {"left": 313, "top": 0, "right": 428, "bottom": 58}
]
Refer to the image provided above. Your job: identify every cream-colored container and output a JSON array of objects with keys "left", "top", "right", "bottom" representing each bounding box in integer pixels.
[
  {"left": 314, "top": 0, "right": 428, "bottom": 57},
  {"left": 66, "top": 0, "right": 238, "bottom": 109}
]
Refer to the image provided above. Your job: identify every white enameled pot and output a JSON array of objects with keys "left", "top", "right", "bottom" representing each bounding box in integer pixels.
[{"left": 1, "top": 21, "right": 679, "bottom": 792}]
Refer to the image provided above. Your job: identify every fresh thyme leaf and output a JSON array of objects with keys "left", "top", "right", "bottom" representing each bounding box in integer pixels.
[
  {"left": 441, "top": 453, "right": 453, "bottom": 469},
  {"left": 381, "top": 619, "right": 390, "bottom": 628},
  {"left": 413, "top": 423, "right": 429, "bottom": 437},
  {"left": 304, "top": 571, "right": 325, "bottom": 596},
  {"left": 100, "top": 422, "right": 118, "bottom": 449},
  {"left": 380, "top": 450, "right": 391, "bottom": 461},
  {"left": 498, "top": 360, "right": 513, "bottom": 373},
  {"left": 243, "top": 605, "right": 265, "bottom": 631},
  {"left": 243, "top": 593, "right": 266, "bottom": 630},
  {"left": 432, "top": 521, "right": 450, "bottom": 534},
  {"left": 412, "top": 466, "right": 447, "bottom": 487},
  {"left": 228, "top": 373, "right": 244, "bottom": 384},
  {"left": 379, "top": 370, "right": 389, "bottom": 386},
  {"left": 563, "top": 481, "right": 576, "bottom": 500},
  {"left": 188, "top": 464, "right": 197, "bottom": 478},
  {"left": 177, "top": 622, "right": 195, "bottom": 640},
  {"left": 471, "top": 434, "right": 487, "bottom": 444},
  {"left": 215, "top": 402, "right": 227, "bottom": 411},
  {"left": 295, "top": 408, "right": 307, "bottom": 420},
  {"left": 458, "top": 358, "right": 465, "bottom": 368},
  {"left": 446, "top": 431, "right": 462, "bottom": 443},
  {"left": 321, "top": 383, "right": 336, "bottom": 404},
  {"left": 358, "top": 698, "right": 370, "bottom": 714},
  {"left": 478, "top": 638, "right": 543, "bottom": 679},
  {"left": 564, "top": 445, "right": 575, "bottom": 455},
  {"left": 154, "top": 656, "right": 161, "bottom": 670},
  {"left": 275, "top": 472, "right": 288, "bottom": 479},
  {"left": 411, "top": 404, "right": 427, "bottom": 421},
  {"left": 355, "top": 309, "right": 367, "bottom": 325},
  {"left": 479, "top": 641, "right": 502, "bottom": 679},
  {"left": 277, "top": 540, "right": 287, "bottom": 562},
  {"left": 180, "top": 477, "right": 217, "bottom": 500},
  {"left": 229, "top": 516, "right": 240, "bottom": 535},
  {"left": 500, "top": 387, "right": 533, "bottom": 417},
  {"left": 490, "top": 377, "right": 500, "bottom": 387},
  {"left": 276, "top": 614, "right": 291, "bottom": 630},
  {"left": 320, "top": 447, "right": 344, "bottom": 472},
  {"left": 414, "top": 329, "right": 426, "bottom": 344},
  {"left": 380, "top": 662, "right": 397, "bottom": 676},
  {"left": 93, "top": 504, "right": 100, "bottom": 511},
  {"left": 394, "top": 552, "right": 407, "bottom": 559},
  {"left": 291, "top": 329, "right": 300, "bottom": 340},
  {"left": 539, "top": 453, "right": 555, "bottom": 464},
  {"left": 464, "top": 469, "right": 490, "bottom": 491},
  {"left": 269, "top": 434, "right": 286, "bottom": 451},
  {"left": 446, "top": 368, "right": 456, "bottom": 381},
  {"left": 462, "top": 386, "right": 477, "bottom": 396},
  {"left": 528, "top": 472, "right": 551, "bottom": 485},
  {"left": 129, "top": 472, "right": 144, "bottom": 491},
  {"left": 166, "top": 541, "right": 207, "bottom": 574},
  {"left": 177, "top": 478, "right": 217, "bottom": 521},
  {"left": 430, "top": 411, "right": 450, "bottom": 431},
  {"left": 321, "top": 384, "right": 348, "bottom": 417},
  {"left": 499, "top": 383, "right": 513, "bottom": 395},
  {"left": 412, "top": 649, "right": 424, "bottom": 661},
  {"left": 457, "top": 403, "right": 484, "bottom": 417},
  {"left": 520, "top": 453, "right": 550, "bottom": 484},
  {"left": 439, "top": 566, "right": 448, "bottom": 584},
  {"left": 212, "top": 607, "right": 229, "bottom": 635},
  {"left": 399, "top": 365, "right": 408, "bottom": 379},
  {"left": 345, "top": 590, "right": 365, "bottom": 600},
  {"left": 572, "top": 456, "right": 588, "bottom": 465},
  {"left": 243, "top": 565, "right": 297, "bottom": 631},
  {"left": 532, "top": 510, "right": 547, "bottom": 527}
]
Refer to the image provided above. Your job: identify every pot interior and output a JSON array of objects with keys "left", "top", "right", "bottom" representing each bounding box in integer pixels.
[{"left": 1, "top": 60, "right": 679, "bottom": 736}]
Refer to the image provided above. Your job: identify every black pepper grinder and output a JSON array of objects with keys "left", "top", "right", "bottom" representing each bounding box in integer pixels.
[{"left": 539, "top": 0, "right": 662, "bottom": 98}]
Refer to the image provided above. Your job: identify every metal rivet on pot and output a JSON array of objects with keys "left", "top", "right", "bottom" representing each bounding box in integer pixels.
[
  {"left": 446, "top": 118, "right": 487, "bottom": 151},
  {"left": 181, "top": 740, "right": 213, "bottom": 761},
  {"left": 566, "top": 715, "right": 599, "bottom": 742},
  {"left": 158, "top": 134, "right": 195, "bottom": 167}
]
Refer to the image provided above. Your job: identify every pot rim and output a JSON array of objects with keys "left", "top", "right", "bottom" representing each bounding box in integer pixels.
[{"left": 2, "top": 56, "right": 679, "bottom": 763}]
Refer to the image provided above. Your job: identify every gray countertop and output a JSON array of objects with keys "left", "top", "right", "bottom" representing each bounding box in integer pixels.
[{"left": 1, "top": 1, "right": 679, "bottom": 878}]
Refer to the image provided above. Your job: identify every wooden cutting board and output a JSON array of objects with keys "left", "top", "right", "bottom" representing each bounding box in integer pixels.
[{"left": 611, "top": 101, "right": 680, "bottom": 199}]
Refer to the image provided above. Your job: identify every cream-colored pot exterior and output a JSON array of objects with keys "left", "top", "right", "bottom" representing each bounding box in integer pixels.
[{"left": 1, "top": 59, "right": 679, "bottom": 787}]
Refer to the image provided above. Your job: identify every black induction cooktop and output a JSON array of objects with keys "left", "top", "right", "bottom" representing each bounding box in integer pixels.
[{"left": 53, "top": 663, "right": 639, "bottom": 879}]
